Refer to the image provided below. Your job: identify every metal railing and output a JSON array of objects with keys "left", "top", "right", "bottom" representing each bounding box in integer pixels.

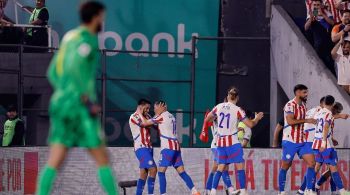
[{"left": 0, "top": 43, "right": 197, "bottom": 146}]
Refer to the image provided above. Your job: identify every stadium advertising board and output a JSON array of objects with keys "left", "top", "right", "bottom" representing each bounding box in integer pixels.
[{"left": 0, "top": 148, "right": 349, "bottom": 194}]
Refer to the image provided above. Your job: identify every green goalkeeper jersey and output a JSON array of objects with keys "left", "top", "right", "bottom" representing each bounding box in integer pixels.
[{"left": 47, "top": 26, "right": 99, "bottom": 117}]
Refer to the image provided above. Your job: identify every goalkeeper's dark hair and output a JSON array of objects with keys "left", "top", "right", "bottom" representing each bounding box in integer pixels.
[
  {"left": 79, "top": 1, "right": 105, "bottom": 24},
  {"left": 138, "top": 99, "right": 151, "bottom": 106}
]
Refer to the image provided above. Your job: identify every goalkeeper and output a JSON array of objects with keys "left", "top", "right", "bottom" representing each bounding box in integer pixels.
[{"left": 35, "top": 1, "right": 118, "bottom": 195}]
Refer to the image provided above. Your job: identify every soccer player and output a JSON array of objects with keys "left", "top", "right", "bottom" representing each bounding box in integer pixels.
[
  {"left": 298, "top": 97, "right": 349, "bottom": 195},
  {"left": 36, "top": 2, "right": 118, "bottom": 195},
  {"left": 297, "top": 96, "right": 325, "bottom": 195},
  {"left": 201, "top": 111, "right": 237, "bottom": 195},
  {"left": 138, "top": 101, "right": 200, "bottom": 195},
  {"left": 203, "top": 86, "right": 264, "bottom": 195},
  {"left": 313, "top": 102, "right": 347, "bottom": 195},
  {"left": 278, "top": 84, "right": 317, "bottom": 195},
  {"left": 312, "top": 98, "right": 350, "bottom": 195},
  {"left": 129, "top": 99, "right": 157, "bottom": 195}
]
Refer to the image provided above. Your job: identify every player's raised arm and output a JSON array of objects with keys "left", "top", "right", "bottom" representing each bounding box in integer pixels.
[{"left": 242, "top": 112, "right": 263, "bottom": 129}]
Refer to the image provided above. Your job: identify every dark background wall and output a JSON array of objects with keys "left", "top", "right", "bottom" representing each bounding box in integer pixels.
[{"left": 216, "top": 0, "right": 271, "bottom": 147}]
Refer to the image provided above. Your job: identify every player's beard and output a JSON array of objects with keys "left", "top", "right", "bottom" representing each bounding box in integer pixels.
[{"left": 301, "top": 96, "right": 308, "bottom": 103}]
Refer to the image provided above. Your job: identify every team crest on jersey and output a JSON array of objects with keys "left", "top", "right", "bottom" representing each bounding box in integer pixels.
[{"left": 286, "top": 154, "right": 291, "bottom": 159}]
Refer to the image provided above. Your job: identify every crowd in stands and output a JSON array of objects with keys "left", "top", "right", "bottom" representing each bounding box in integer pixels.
[{"left": 305, "top": 0, "right": 350, "bottom": 94}]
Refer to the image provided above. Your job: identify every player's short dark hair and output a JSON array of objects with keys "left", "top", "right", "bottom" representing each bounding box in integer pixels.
[
  {"left": 333, "top": 102, "right": 343, "bottom": 114},
  {"left": 293, "top": 84, "right": 308, "bottom": 94},
  {"left": 320, "top": 96, "right": 326, "bottom": 104},
  {"left": 138, "top": 99, "right": 151, "bottom": 106},
  {"left": 245, "top": 110, "right": 254, "bottom": 119},
  {"left": 324, "top": 95, "right": 335, "bottom": 106},
  {"left": 312, "top": 0, "right": 322, "bottom": 2},
  {"left": 79, "top": 1, "right": 105, "bottom": 24},
  {"left": 155, "top": 100, "right": 166, "bottom": 105}
]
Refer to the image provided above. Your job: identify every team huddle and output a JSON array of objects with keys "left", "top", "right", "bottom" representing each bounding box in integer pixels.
[
  {"left": 129, "top": 87, "right": 264, "bottom": 195},
  {"left": 130, "top": 84, "right": 350, "bottom": 195},
  {"left": 277, "top": 84, "right": 349, "bottom": 195}
]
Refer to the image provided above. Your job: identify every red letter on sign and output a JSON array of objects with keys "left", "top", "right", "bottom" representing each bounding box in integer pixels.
[
  {"left": 0, "top": 159, "right": 4, "bottom": 192},
  {"left": 245, "top": 159, "right": 255, "bottom": 189},
  {"left": 338, "top": 160, "right": 348, "bottom": 188},
  {"left": 273, "top": 160, "right": 279, "bottom": 190},
  {"left": 291, "top": 160, "right": 300, "bottom": 191},
  {"left": 262, "top": 159, "right": 271, "bottom": 190}
]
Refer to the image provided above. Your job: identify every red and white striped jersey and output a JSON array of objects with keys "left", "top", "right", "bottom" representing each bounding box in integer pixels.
[
  {"left": 305, "top": 0, "right": 341, "bottom": 23},
  {"left": 283, "top": 98, "right": 307, "bottom": 143},
  {"left": 312, "top": 108, "right": 334, "bottom": 149},
  {"left": 153, "top": 111, "right": 180, "bottom": 151},
  {"left": 304, "top": 106, "right": 322, "bottom": 142},
  {"left": 129, "top": 112, "right": 152, "bottom": 150},
  {"left": 211, "top": 102, "right": 246, "bottom": 147},
  {"left": 210, "top": 120, "right": 219, "bottom": 149}
]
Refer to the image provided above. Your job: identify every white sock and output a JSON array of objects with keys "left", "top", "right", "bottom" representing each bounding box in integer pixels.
[
  {"left": 191, "top": 187, "right": 198, "bottom": 193},
  {"left": 315, "top": 183, "right": 321, "bottom": 189},
  {"left": 210, "top": 189, "right": 217, "bottom": 195},
  {"left": 228, "top": 186, "right": 235, "bottom": 193},
  {"left": 240, "top": 189, "right": 246, "bottom": 193}
]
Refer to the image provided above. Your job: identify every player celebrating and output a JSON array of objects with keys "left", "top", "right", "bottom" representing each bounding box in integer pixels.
[
  {"left": 298, "top": 97, "right": 349, "bottom": 195},
  {"left": 129, "top": 99, "right": 157, "bottom": 195},
  {"left": 312, "top": 98, "right": 350, "bottom": 195},
  {"left": 278, "top": 84, "right": 317, "bottom": 195},
  {"left": 36, "top": 2, "right": 118, "bottom": 195},
  {"left": 313, "top": 102, "right": 348, "bottom": 195},
  {"left": 201, "top": 110, "right": 237, "bottom": 195},
  {"left": 203, "top": 86, "right": 264, "bottom": 195},
  {"left": 297, "top": 96, "right": 325, "bottom": 195},
  {"left": 138, "top": 101, "right": 200, "bottom": 195}
]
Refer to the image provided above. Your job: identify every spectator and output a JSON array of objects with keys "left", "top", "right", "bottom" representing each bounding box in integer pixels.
[
  {"left": 331, "top": 36, "right": 350, "bottom": 94},
  {"left": 306, "top": 0, "right": 341, "bottom": 24},
  {"left": 331, "top": 10, "right": 350, "bottom": 43},
  {"left": 237, "top": 110, "right": 254, "bottom": 147},
  {"left": 272, "top": 118, "right": 284, "bottom": 148},
  {"left": 24, "top": 0, "right": 49, "bottom": 48},
  {"left": 0, "top": 0, "right": 11, "bottom": 26},
  {"left": 2, "top": 105, "right": 25, "bottom": 146},
  {"left": 305, "top": 0, "right": 336, "bottom": 74}
]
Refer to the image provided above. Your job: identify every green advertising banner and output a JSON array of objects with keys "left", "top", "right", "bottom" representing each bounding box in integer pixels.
[{"left": 7, "top": 0, "right": 219, "bottom": 147}]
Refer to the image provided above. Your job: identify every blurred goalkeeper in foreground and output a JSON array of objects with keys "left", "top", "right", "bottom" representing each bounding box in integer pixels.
[{"left": 35, "top": 1, "right": 118, "bottom": 195}]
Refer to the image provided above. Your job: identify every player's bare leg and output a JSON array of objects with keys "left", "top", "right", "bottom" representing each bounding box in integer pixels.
[
  {"left": 36, "top": 144, "right": 68, "bottom": 195},
  {"left": 88, "top": 145, "right": 118, "bottom": 195},
  {"left": 302, "top": 154, "right": 316, "bottom": 194},
  {"left": 279, "top": 160, "right": 292, "bottom": 195}
]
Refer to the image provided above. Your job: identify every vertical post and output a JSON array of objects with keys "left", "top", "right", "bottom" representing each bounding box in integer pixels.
[
  {"left": 189, "top": 36, "right": 196, "bottom": 147},
  {"left": 101, "top": 50, "right": 107, "bottom": 131},
  {"left": 18, "top": 45, "right": 23, "bottom": 118},
  {"left": 14, "top": 1, "right": 18, "bottom": 24}
]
